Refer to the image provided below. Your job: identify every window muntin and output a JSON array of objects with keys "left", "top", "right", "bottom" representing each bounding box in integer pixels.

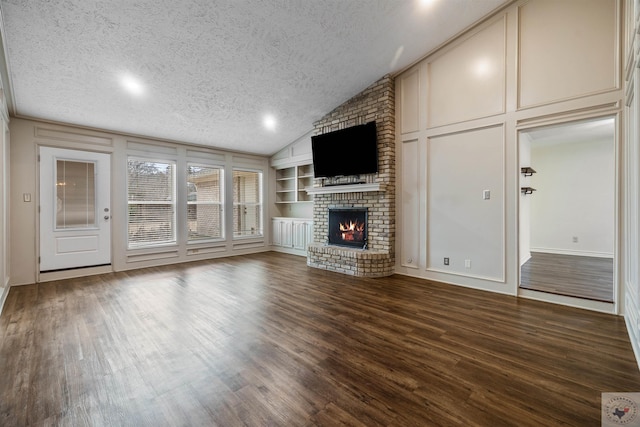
[
  {"left": 187, "top": 164, "right": 224, "bottom": 241},
  {"left": 232, "top": 169, "right": 263, "bottom": 237},
  {"left": 127, "top": 158, "right": 176, "bottom": 247}
]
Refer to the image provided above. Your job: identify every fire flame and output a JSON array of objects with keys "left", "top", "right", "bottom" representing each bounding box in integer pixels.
[
  {"left": 339, "top": 221, "right": 365, "bottom": 232},
  {"left": 339, "top": 220, "right": 365, "bottom": 241}
]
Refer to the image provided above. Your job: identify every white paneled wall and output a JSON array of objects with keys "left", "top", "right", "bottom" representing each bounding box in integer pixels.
[
  {"left": 427, "top": 126, "right": 505, "bottom": 280},
  {"left": 428, "top": 17, "right": 506, "bottom": 127},
  {"left": 400, "top": 138, "right": 420, "bottom": 269},
  {"left": 623, "top": 0, "right": 640, "bottom": 364},
  {"left": 518, "top": 0, "right": 618, "bottom": 108},
  {"left": 396, "top": 0, "right": 624, "bottom": 301}
]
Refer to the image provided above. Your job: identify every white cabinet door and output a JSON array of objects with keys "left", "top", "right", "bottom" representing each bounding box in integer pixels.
[
  {"left": 293, "top": 221, "right": 307, "bottom": 250},
  {"left": 281, "top": 220, "right": 293, "bottom": 248},
  {"left": 272, "top": 219, "right": 282, "bottom": 246},
  {"left": 272, "top": 218, "right": 312, "bottom": 252}
]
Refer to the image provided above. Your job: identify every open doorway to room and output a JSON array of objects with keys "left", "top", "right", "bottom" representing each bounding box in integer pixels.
[{"left": 519, "top": 117, "right": 615, "bottom": 302}]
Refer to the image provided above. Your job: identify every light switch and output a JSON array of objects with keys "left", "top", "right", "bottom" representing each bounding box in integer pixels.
[
  {"left": 23, "top": 193, "right": 31, "bottom": 202},
  {"left": 483, "top": 190, "right": 490, "bottom": 200}
]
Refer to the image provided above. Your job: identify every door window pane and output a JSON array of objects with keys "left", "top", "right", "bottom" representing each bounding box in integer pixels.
[
  {"left": 233, "top": 170, "right": 262, "bottom": 237},
  {"left": 188, "top": 164, "right": 224, "bottom": 241},
  {"left": 56, "top": 160, "right": 96, "bottom": 229}
]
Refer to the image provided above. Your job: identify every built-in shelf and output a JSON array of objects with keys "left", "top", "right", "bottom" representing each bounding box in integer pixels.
[
  {"left": 521, "top": 167, "right": 536, "bottom": 177},
  {"left": 521, "top": 186, "right": 536, "bottom": 195},
  {"left": 306, "top": 183, "right": 382, "bottom": 195},
  {"left": 275, "top": 163, "right": 314, "bottom": 203}
]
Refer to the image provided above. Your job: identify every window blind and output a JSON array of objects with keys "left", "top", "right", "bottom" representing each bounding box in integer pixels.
[
  {"left": 233, "top": 169, "right": 262, "bottom": 237},
  {"left": 127, "top": 159, "right": 176, "bottom": 247},
  {"left": 187, "top": 164, "right": 224, "bottom": 241}
]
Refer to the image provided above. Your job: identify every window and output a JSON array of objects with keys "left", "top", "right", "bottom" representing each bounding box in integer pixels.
[
  {"left": 187, "top": 164, "right": 224, "bottom": 241},
  {"left": 127, "top": 158, "right": 176, "bottom": 247},
  {"left": 55, "top": 160, "right": 96, "bottom": 229},
  {"left": 233, "top": 169, "right": 263, "bottom": 237}
]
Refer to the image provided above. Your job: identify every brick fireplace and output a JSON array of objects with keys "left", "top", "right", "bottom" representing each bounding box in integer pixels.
[{"left": 306, "top": 75, "right": 395, "bottom": 277}]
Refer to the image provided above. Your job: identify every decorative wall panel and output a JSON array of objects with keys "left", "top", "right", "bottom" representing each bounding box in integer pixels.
[
  {"left": 427, "top": 125, "right": 505, "bottom": 281},
  {"left": 518, "top": 0, "right": 618, "bottom": 108},
  {"left": 400, "top": 139, "right": 420, "bottom": 269},
  {"left": 428, "top": 18, "right": 506, "bottom": 127},
  {"left": 400, "top": 69, "right": 420, "bottom": 134}
]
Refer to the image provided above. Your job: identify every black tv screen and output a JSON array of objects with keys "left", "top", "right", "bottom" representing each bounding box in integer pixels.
[{"left": 311, "top": 121, "right": 378, "bottom": 178}]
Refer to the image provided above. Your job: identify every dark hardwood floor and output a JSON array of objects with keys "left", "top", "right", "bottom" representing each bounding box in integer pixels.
[
  {"left": 1, "top": 252, "right": 638, "bottom": 426},
  {"left": 520, "top": 252, "right": 614, "bottom": 302}
]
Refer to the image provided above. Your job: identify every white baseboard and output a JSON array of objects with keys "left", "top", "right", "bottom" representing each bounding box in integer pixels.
[
  {"left": 530, "top": 248, "right": 613, "bottom": 258},
  {"left": 271, "top": 246, "right": 307, "bottom": 257}
]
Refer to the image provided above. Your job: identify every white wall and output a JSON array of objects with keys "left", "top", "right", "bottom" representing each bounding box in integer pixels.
[
  {"left": 9, "top": 118, "right": 271, "bottom": 286},
  {"left": 395, "top": 0, "right": 623, "bottom": 301},
  {"left": 530, "top": 138, "right": 614, "bottom": 257},
  {"left": 519, "top": 136, "right": 532, "bottom": 266}
]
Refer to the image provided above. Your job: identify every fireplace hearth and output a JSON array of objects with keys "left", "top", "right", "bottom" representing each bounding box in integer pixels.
[{"left": 328, "top": 207, "right": 367, "bottom": 249}]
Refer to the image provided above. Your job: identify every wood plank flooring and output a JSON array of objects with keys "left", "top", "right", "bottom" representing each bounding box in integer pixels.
[
  {"left": 520, "top": 252, "right": 614, "bottom": 302},
  {"left": 0, "top": 252, "right": 638, "bottom": 426}
]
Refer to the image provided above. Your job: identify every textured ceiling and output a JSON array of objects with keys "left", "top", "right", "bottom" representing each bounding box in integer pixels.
[{"left": 0, "top": 0, "right": 508, "bottom": 155}]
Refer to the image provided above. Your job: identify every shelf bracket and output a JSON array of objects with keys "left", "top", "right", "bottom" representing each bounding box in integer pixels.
[
  {"left": 521, "top": 186, "right": 536, "bottom": 195},
  {"left": 521, "top": 167, "right": 536, "bottom": 177}
]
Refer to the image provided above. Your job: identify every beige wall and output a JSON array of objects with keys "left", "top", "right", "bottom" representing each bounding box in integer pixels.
[
  {"left": 395, "top": 0, "right": 624, "bottom": 305},
  {"left": 9, "top": 118, "right": 270, "bottom": 286},
  {"left": 0, "top": 115, "right": 9, "bottom": 310}
]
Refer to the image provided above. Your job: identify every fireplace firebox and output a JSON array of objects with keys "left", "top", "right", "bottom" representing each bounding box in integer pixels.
[{"left": 328, "top": 207, "right": 368, "bottom": 249}]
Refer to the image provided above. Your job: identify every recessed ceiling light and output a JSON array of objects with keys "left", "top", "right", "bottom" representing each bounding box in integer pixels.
[
  {"left": 263, "top": 114, "right": 277, "bottom": 131},
  {"left": 120, "top": 74, "right": 144, "bottom": 96}
]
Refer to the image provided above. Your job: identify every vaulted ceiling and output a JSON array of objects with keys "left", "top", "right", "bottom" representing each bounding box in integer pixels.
[{"left": 0, "top": 0, "right": 508, "bottom": 155}]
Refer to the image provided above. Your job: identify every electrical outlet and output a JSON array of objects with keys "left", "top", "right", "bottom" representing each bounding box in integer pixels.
[
  {"left": 444, "top": 257, "right": 449, "bottom": 266},
  {"left": 465, "top": 259, "right": 471, "bottom": 268},
  {"left": 572, "top": 236, "right": 578, "bottom": 243}
]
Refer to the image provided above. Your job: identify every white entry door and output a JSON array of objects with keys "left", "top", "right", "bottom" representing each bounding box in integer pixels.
[{"left": 39, "top": 147, "right": 111, "bottom": 272}]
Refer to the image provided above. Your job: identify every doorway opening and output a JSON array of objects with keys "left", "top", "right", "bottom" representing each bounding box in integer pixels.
[{"left": 518, "top": 117, "right": 615, "bottom": 302}]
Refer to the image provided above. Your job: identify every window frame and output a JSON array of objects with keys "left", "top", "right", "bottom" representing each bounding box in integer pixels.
[
  {"left": 186, "top": 162, "right": 225, "bottom": 243},
  {"left": 126, "top": 156, "right": 177, "bottom": 249},
  {"left": 232, "top": 168, "right": 264, "bottom": 239}
]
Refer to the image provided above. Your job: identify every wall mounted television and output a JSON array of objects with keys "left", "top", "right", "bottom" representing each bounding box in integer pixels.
[{"left": 311, "top": 121, "right": 378, "bottom": 178}]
